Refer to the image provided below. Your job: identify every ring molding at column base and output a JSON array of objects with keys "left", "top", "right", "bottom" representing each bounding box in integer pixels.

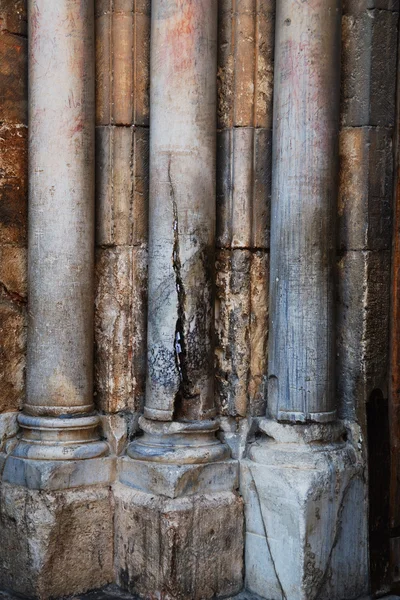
[
  {"left": 10, "top": 413, "right": 109, "bottom": 460},
  {"left": 127, "top": 416, "right": 230, "bottom": 464}
]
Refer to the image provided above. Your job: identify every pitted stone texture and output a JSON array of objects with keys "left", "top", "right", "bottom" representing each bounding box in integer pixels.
[
  {"left": 244, "top": 437, "right": 368, "bottom": 600},
  {"left": 118, "top": 456, "right": 239, "bottom": 498},
  {"left": 215, "top": 250, "right": 269, "bottom": 418},
  {"left": 114, "top": 483, "right": 244, "bottom": 599},
  {"left": 95, "top": 246, "right": 147, "bottom": 414},
  {"left": 0, "top": 4, "right": 27, "bottom": 124},
  {"left": 2, "top": 456, "right": 115, "bottom": 490},
  {"left": 0, "top": 483, "right": 114, "bottom": 599}
]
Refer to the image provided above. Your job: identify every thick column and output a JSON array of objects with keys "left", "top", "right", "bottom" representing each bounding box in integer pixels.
[
  {"left": 243, "top": 2, "right": 368, "bottom": 599},
  {"left": 0, "top": 2, "right": 113, "bottom": 597},
  {"left": 268, "top": 0, "right": 338, "bottom": 423},
  {"left": 11, "top": 0, "right": 107, "bottom": 461},
  {"left": 115, "top": 2, "right": 243, "bottom": 598}
]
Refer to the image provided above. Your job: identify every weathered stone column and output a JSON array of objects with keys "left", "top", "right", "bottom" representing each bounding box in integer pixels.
[
  {"left": 242, "top": 2, "right": 369, "bottom": 598},
  {"left": 115, "top": 2, "right": 244, "bottom": 598},
  {"left": 8, "top": 0, "right": 107, "bottom": 462},
  {"left": 0, "top": 2, "right": 114, "bottom": 597}
]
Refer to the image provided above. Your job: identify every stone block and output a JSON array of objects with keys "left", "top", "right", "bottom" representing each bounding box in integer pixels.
[
  {"left": 337, "top": 250, "right": 390, "bottom": 421},
  {"left": 2, "top": 456, "right": 116, "bottom": 490},
  {"left": 217, "top": 0, "right": 274, "bottom": 129},
  {"left": 0, "top": 26, "right": 27, "bottom": 124},
  {"left": 96, "top": 126, "right": 149, "bottom": 247},
  {"left": 114, "top": 483, "right": 244, "bottom": 599},
  {"left": 245, "top": 428, "right": 369, "bottom": 600},
  {"left": 95, "top": 3, "right": 150, "bottom": 126},
  {"left": 339, "top": 127, "right": 393, "bottom": 251},
  {"left": 341, "top": 9, "right": 398, "bottom": 127},
  {"left": 0, "top": 483, "right": 114, "bottom": 599},
  {"left": 0, "top": 123, "right": 28, "bottom": 246},
  {"left": 95, "top": 246, "right": 147, "bottom": 413},
  {"left": 118, "top": 455, "right": 239, "bottom": 498},
  {"left": 215, "top": 250, "right": 268, "bottom": 417},
  {"left": 217, "top": 128, "right": 271, "bottom": 249}
]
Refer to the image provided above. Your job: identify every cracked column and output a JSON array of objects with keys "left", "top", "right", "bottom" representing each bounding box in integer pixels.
[
  {"left": 0, "top": 2, "right": 114, "bottom": 597},
  {"left": 114, "top": 2, "right": 244, "bottom": 598},
  {"left": 242, "top": 1, "right": 369, "bottom": 599}
]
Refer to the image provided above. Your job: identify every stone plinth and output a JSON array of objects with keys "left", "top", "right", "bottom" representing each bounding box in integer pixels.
[
  {"left": 0, "top": 483, "right": 114, "bottom": 600},
  {"left": 114, "top": 482, "right": 244, "bottom": 599},
  {"left": 243, "top": 421, "right": 369, "bottom": 600}
]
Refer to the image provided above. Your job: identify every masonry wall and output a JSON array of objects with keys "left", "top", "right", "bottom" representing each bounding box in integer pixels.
[{"left": 0, "top": 0, "right": 399, "bottom": 596}]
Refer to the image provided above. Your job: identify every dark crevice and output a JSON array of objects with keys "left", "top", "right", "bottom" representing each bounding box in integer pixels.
[{"left": 168, "top": 157, "right": 193, "bottom": 420}]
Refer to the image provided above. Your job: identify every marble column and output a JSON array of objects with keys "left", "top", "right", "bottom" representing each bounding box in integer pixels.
[
  {"left": 243, "top": 2, "right": 369, "bottom": 599},
  {"left": 127, "top": 0, "right": 229, "bottom": 463},
  {"left": 0, "top": 2, "right": 114, "bottom": 598},
  {"left": 115, "top": 2, "right": 243, "bottom": 598},
  {"left": 9, "top": 0, "right": 107, "bottom": 462}
]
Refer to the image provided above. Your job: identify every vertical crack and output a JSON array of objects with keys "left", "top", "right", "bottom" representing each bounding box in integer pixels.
[
  {"left": 249, "top": 468, "right": 287, "bottom": 600},
  {"left": 168, "top": 157, "right": 190, "bottom": 414}
]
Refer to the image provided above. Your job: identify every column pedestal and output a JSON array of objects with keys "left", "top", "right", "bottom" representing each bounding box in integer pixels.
[
  {"left": 243, "top": 421, "right": 369, "bottom": 600},
  {"left": 115, "top": 445, "right": 243, "bottom": 599}
]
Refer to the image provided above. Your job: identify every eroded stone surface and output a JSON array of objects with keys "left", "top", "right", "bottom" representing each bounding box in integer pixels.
[
  {"left": 0, "top": 484, "right": 114, "bottom": 600},
  {"left": 114, "top": 483, "right": 244, "bottom": 599}
]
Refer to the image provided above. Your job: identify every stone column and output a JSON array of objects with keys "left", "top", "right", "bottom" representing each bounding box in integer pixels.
[
  {"left": 115, "top": 2, "right": 244, "bottom": 598},
  {"left": 242, "top": 2, "right": 369, "bottom": 598},
  {"left": 9, "top": 0, "right": 107, "bottom": 462},
  {"left": 0, "top": 2, "right": 114, "bottom": 597}
]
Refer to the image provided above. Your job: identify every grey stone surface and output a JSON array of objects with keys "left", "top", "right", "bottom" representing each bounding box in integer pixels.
[
  {"left": 269, "top": 0, "right": 340, "bottom": 421},
  {"left": 341, "top": 9, "right": 398, "bottom": 127},
  {"left": 118, "top": 455, "right": 239, "bottom": 498},
  {"left": 2, "top": 456, "right": 115, "bottom": 491},
  {"left": 244, "top": 432, "right": 369, "bottom": 600},
  {"left": 337, "top": 250, "right": 391, "bottom": 422}
]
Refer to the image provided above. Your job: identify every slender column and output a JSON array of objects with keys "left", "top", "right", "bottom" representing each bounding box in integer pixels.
[
  {"left": 13, "top": 0, "right": 107, "bottom": 460},
  {"left": 128, "top": 0, "right": 227, "bottom": 462},
  {"left": 268, "top": 0, "right": 340, "bottom": 423}
]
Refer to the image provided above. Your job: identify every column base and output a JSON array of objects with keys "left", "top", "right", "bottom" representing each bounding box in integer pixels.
[
  {"left": 127, "top": 417, "right": 230, "bottom": 463},
  {"left": 0, "top": 482, "right": 114, "bottom": 599},
  {"left": 10, "top": 413, "right": 109, "bottom": 461},
  {"left": 243, "top": 420, "right": 369, "bottom": 600},
  {"left": 114, "top": 482, "right": 244, "bottom": 599}
]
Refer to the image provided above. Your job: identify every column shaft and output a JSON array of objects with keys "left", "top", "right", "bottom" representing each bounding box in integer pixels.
[
  {"left": 268, "top": 0, "right": 341, "bottom": 422},
  {"left": 13, "top": 0, "right": 106, "bottom": 459},
  {"left": 145, "top": 0, "right": 217, "bottom": 423}
]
